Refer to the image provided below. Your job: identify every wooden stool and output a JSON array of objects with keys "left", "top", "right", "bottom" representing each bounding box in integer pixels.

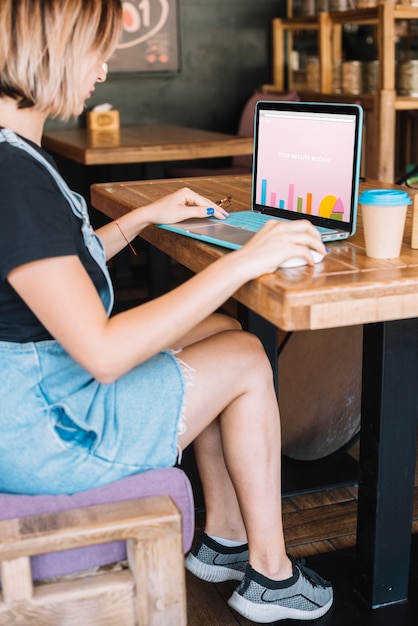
[
  {"left": 0, "top": 496, "right": 186, "bottom": 625},
  {"left": 0, "top": 468, "right": 194, "bottom": 625}
]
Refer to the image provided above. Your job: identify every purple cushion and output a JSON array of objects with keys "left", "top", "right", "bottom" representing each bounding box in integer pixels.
[{"left": 0, "top": 468, "right": 194, "bottom": 581}]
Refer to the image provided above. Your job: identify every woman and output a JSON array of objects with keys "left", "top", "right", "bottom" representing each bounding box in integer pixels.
[{"left": 0, "top": 0, "right": 332, "bottom": 622}]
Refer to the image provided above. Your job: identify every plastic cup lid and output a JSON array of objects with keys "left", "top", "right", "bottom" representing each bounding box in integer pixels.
[{"left": 359, "top": 189, "right": 412, "bottom": 206}]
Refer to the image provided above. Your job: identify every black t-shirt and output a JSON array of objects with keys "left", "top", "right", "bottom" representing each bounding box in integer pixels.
[{"left": 0, "top": 136, "right": 107, "bottom": 342}]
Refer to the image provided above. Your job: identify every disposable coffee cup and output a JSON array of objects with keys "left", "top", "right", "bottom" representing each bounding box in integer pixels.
[{"left": 359, "top": 189, "right": 412, "bottom": 259}]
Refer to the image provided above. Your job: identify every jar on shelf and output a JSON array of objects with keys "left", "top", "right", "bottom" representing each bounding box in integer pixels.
[
  {"left": 299, "top": 0, "right": 315, "bottom": 15},
  {"left": 306, "top": 58, "right": 320, "bottom": 92},
  {"left": 290, "top": 0, "right": 301, "bottom": 15},
  {"left": 397, "top": 0, "right": 418, "bottom": 7},
  {"left": 315, "top": 0, "right": 329, "bottom": 11},
  {"left": 342, "top": 61, "right": 363, "bottom": 94},
  {"left": 332, "top": 61, "right": 342, "bottom": 94},
  {"left": 397, "top": 60, "right": 418, "bottom": 96},
  {"left": 357, "top": 0, "right": 378, "bottom": 7},
  {"left": 329, "top": 0, "right": 349, "bottom": 11},
  {"left": 362, "top": 60, "right": 379, "bottom": 94}
]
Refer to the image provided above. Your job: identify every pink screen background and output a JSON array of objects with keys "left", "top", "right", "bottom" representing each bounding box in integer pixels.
[{"left": 255, "top": 113, "right": 356, "bottom": 222}]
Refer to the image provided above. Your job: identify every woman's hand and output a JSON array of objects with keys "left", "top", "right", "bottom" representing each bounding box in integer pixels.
[
  {"left": 97, "top": 186, "right": 229, "bottom": 260},
  {"left": 233, "top": 218, "right": 327, "bottom": 280},
  {"left": 142, "top": 187, "right": 229, "bottom": 225}
]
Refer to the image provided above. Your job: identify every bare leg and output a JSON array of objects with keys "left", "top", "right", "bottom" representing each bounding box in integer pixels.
[
  {"left": 178, "top": 328, "right": 292, "bottom": 581},
  {"left": 171, "top": 312, "right": 241, "bottom": 349},
  {"left": 174, "top": 314, "right": 247, "bottom": 541},
  {"left": 194, "top": 418, "right": 247, "bottom": 542}
]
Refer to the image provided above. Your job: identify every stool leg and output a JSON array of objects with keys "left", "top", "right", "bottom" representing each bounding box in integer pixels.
[{"left": 127, "top": 517, "right": 186, "bottom": 626}]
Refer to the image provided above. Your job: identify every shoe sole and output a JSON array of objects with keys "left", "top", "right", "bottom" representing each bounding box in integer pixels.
[
  {"left": 228, "top": 591, "right": 333, "bottom": 622},
  {"left": 185, "top": 553, "right": 245, "bottom": 583}
]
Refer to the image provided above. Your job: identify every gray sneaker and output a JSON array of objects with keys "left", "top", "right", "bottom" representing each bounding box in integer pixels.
[
  {"left": 228, "top": 558, "right": 333, "bottom": 622},
  {"left": 185, "top": 532, "right": 248, "bottom": 582}
]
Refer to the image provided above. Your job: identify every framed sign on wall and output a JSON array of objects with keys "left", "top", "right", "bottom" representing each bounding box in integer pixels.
[{"left": 108, "top": 0, "right": 180, "bottom": 74}]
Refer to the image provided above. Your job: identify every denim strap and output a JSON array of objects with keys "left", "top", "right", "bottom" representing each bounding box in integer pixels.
[{"left": 0, "top": 128, "right": 114, "bottom": 314}]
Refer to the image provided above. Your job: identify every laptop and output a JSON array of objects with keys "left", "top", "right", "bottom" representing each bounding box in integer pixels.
[{"left": 158, "top": 101, "right": 363, "bottom": 249}]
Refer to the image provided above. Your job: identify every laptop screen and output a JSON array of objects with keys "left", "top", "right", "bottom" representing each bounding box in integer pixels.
[{"left": 252, "top": 101, "right": 363, "bottom": 235}]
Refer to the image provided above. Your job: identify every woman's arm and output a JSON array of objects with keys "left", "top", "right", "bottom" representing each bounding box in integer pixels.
[
  {"left": 96, "top": 187, "right": 228, "bottom": 260},
  {"left": 7, "top": 218, "right": 325, "bottom": 384}
]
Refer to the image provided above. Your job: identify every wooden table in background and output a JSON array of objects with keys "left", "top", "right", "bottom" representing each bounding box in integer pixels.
[
  {"left": 92, "top": 174, "right": 418, "bottom": 609},
  {"left": 42, "top": 124, "right": 253, "bottom": 166}
]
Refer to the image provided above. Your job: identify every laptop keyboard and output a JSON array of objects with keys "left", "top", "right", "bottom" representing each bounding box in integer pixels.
[{"left": 222, "top": 211, "right": 332, "bottom": 234}]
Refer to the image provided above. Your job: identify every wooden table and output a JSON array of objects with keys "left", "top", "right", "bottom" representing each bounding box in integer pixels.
[
  {"left": 42, "top": 124, "right": 253, "bottom": 166},
  {"left": 91, "top": 174, "right": 418, "bottom": 609}
]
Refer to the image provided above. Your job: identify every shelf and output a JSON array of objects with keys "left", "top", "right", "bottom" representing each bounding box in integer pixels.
[
  {"left": 264, "top": 89, "right": 418, "bottom": 112},
  {"left": 394, "top": 5, "right": 418, "bottom": 19},
  {"left": 395, "top": 96, "right": 418, "bottom": 110},
  {"left": 272, "top": 4, "right": 418, "bottom": 181},
  {"left": 287, "top": 5, "right": 418, "bottom": 23},
  {"left": 298, "top": 91, "right": 376, "bottom": 109}
]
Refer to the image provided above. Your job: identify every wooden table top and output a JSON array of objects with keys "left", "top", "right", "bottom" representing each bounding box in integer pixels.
[
  {"left": 91, "top": 174, "right": 418, "bottom": 332},
  {"left": 42, "top": 124, "right": 253, "bottom": 166}
]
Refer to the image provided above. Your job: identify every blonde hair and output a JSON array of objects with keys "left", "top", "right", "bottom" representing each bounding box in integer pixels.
[{"left": 0, "top": 0, "right": 122, "bottom": 120}]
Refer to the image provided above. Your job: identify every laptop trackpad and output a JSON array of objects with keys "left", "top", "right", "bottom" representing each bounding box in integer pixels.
[{"left": 177, "top": 220, "right": 255, "bottom": 245}]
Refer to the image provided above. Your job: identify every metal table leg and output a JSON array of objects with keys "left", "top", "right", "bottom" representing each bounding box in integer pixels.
[{"left": 357, "top": 319, "right": 418, "bottom": 607}]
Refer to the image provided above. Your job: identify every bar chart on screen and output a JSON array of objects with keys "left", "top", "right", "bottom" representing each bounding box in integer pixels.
[{"left": 260, "top": 178, "right": 346, "bottom": 219}]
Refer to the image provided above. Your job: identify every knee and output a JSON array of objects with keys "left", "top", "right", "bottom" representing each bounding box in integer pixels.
[{"left": 230, "top": 330, "right": 271, "bottom": 372}]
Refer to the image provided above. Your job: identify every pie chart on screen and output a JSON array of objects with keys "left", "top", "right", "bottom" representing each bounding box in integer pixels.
[{"left": 318, "top": 195, "right": 344, "bottom": 220}]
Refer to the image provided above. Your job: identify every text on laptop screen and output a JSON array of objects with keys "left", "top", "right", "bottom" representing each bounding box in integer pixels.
[{"left": 254, "top": 109, "right": 358, "bottom": 225}]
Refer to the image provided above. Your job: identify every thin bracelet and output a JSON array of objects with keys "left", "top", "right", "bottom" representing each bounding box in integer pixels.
[{"left": 114, "top": 220, "right": 137, "bottom": 255}]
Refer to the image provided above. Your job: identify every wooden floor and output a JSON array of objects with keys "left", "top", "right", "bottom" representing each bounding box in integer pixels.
[{"left": 185, "top": 443, "right": 418, "bottom": 626}]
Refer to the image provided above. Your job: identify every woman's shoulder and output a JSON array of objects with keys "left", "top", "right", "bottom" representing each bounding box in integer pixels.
[
  {"left": 2, "top": 124, "right": 56, "bottom": 154},
  {"left": 0, "top": 132, "right": 60, "bottom": 194}
]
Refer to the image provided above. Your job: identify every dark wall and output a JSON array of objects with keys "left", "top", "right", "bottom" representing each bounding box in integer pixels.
[{"left": 46, "top": 0, "right": 286, "bottom": 134}]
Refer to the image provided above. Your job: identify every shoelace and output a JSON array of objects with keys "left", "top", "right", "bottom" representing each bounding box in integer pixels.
[{"left": 291, "top": 556, "right": 329, "bottom": 589}]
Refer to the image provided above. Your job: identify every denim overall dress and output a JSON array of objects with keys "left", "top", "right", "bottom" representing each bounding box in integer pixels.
[{"left": 0, "top": 129, "right": 186, "bottom": 495}]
